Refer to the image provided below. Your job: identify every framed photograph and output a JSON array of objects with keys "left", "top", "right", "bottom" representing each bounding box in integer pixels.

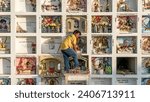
[
  {"left": 15, "top": 0, "right": 36, "bottom": 12},
  {"left": 91, "top": 0, "right": 112, "bottom": 12},
  {"left": 41, "top": 16, "right": 62, "bottom": 33},
  {"left": 41, "top": 0, "right": 61, "bottom": 12},
  {"left": 92, "top": 36, "right": 112, "bottom": 54},
  {"left": 117, "top": 0, "right": 138, "bottom": 12},
  {"left": 91, "top": 57, "right": 112, "bottom": 75},
  {"left": 66, "top": 0, "right": 87, "bottom": 12},
  {"left": 92, "top": 16, "right": 112, "bottom": 33},
  {"left": 116, "top": 36, "right": 137, "bottom": 54}
]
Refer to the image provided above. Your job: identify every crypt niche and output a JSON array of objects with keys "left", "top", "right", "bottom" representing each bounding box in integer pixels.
[
  {"left": 117, "top": 57, "right": 137, "bottom": 75},
  {"left": 0, "top": 15, "right": 10, "bottom": 33},
  {"left": 16, "top": 57, "right": 36, "bottom": 75},
  {"left": 0, "top": 0, "right": 10, "bottom": 12},
  {"left": 90, "top": 78, "right": 112, "bottom": 85},
  {"left": 0, "top": 36, "right": 10, "bottom": 54},
  {"left": 41, "top": 0, "right": 61, "bottom": 12},
  {"left": 16, "top": 78, "right": 36, "bottom": 85},
  {"left": 117, "top": 0, "right": 137, "bottom": 12},
  {"left": 66, "top": 0, "right": 87, "bottom": 12},
  {"left": 69, "top": 55, "right": 89, "bottom": 74},
  {"left": 142, "top": 57, "right": 150, "bottom": 74},
  {"left": 142, "top": 15, "right": 150, "bottom": 33},
  {"left": 92, "top": 16, "right": 112, "bottom": 33},
  {"left": 142, "top": 0, "right": 150, "bottom": 12},
  {"left": 39, "top": 55, "right": 62, "bottom": 85},
  {"left": 0, "top": 57, "right": 10, "bottom": 75},
  {"left": 91, "top": 0, "right": 112, "bottom": 12},
  {"left": 41, "top": 36, "right": 62, "bottom": 54},
  {"left": 0, "top": 78, "right": 10, "bottom": 85},
  {"left": 91, "top": 57, "right": 112, "bottom": 75},
  {"left": 41, "top": 16, "right": 62, "bottom": 33},
  {"left": 92, "top": 36, "right": 112, "bottom": 54},
  {"left": 66, "top": 15, "right": 87, "bottom": 34},
  {"left": 142, "top": 36, "right": 150, "bottom": 54},
  {"left": 116, "top": 36, "right": 137, "bottom": 54},
  {"left": 16, "top": 15, "right": 36, "bottom": 33},
  {"left": 116, "top": 78, "right": 137, "bottom": 85},
  {"left": 116, "top": 15, "right": 137, "bottom": 33},
  {"left": 142, "top": 78, "right": 150, "bottom": 85},
  {"left": 15, "top": 37, "right": 36, "bottom": 54},
  {"left": 15, "top": 0, "right": 36, "bottom": 12}
]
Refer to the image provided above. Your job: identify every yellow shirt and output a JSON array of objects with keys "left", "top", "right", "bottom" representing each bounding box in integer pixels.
[{"left": 61, "top": 34, "right": 77, "bottom": 50}]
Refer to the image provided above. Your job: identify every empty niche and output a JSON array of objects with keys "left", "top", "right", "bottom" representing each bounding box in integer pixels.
[
  {"left": 117, "top": 57, "right": 137, "bottom": 75},
  {"left": 0, "top": 15, "right": 10, "bottom": 33},
  {"left": 0, "top": 78, "right": 11, "bottom": 85},
  {"left": 117, "top": 36, "right": 137, "bottom": 54},
  {"left": 116, "top": 15, "right": 137, "bottom": 33},
  {"left": 16, "top": 57, "right": 36, "bottom": 75},
  {"left": 16, "top": 36, "right": 36, "bottom": 54},
  {"left": 0, "top": 0, "right": 10, "bottom": 12},
  {"left": 41, "top": 0, "right": 61, "bottom": 12},
  {"left": 91, "top": 57, "right": 112, "bottom": 75},
  {"left": 41, "top": 16, "right": 62, "bottom": 33},
  {"left": 91, "top": 0, "right": 112, "bottom": 12},
  {"left": 39, "top": 55, "right": 62, "bottom": 85},
  {"left": 15, "top": 0, "right": 36, "bottom": 12},
  {"left": 142, "top": 57, "right": 150, "bottom": 74},
  {"left": 0, "top": 36, "right": 10, "bottom": 54},
  {"left": 142, "top": 15, "right": 150, "bottom": 33},
  {"left": 92, "top": 36, "right": 112, "bottom": 54},
  {"left": 90, "top": 78, "right": 112, "bottom": 85},
  {"left": 16, "top": 78, "right": 36, "bottom": 85},
  {"left": 92, "top": 16, "right": 112, "bottom": 33},
  {"left": 16, "top": 15, "right": 36, "bottom": 33},
  {"left": 41, "top": 36, "right": 62, "bottom": 54},
  {"left": 116, "top": 78, "right": 137, "bottom": 85},
  {"left": 0, "top": 57, "right": 11, "bottom": 75},
  {"left": 117, "top": 0, "right": 138, "bottom": 12},
  {"left": 66, "top": 0, "right": 87, "bottom": 12},
  {"left": 142, "top": 0, "right": 150, "bottom": 12},
  {"left": 142, "top": 36, "right": 150, "bottom": 54},
  {"left": 66, "top": 15, "right": 87, "bottom": 34},
  {"left": 141, "top": 78, "right": 150, "bottom": 85}
]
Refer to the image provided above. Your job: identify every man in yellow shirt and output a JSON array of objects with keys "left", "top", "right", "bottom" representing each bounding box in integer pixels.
[{"left": 61, "top": 30, "right": 81, "bottom": 73}]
